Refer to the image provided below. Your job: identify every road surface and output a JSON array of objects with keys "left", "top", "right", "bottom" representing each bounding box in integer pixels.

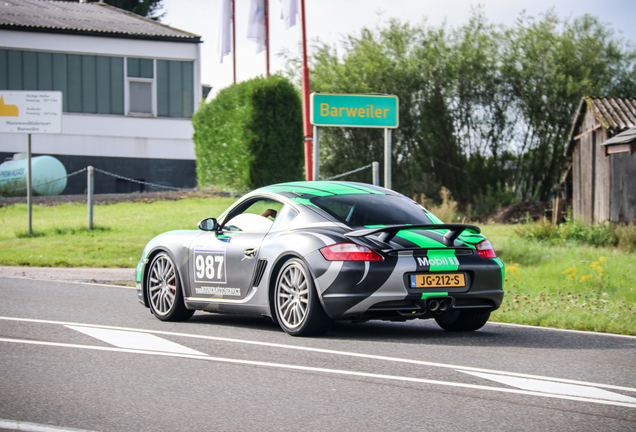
[{"left": 1, "top": 276, "right": 635, "bottom": 431}]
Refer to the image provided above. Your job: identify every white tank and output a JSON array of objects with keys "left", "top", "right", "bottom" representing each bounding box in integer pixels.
[{"left": 0, "top": 155, "right": 67, "bottom": 197}]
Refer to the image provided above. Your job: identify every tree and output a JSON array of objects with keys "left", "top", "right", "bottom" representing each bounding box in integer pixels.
[
  {"left": 285, "top": 9, "right": 636, "bottom": 209},
  {"left": 193, "top": 76, "right": 304, "bottom": 191}
]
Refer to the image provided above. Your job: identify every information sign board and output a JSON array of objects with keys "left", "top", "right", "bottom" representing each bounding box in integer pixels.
[
  {"left": 0, "top": 91, "right": 62, "bottom": 134},
  {"left": 311, "top": 93, "right": 399, "bottom": 128}
]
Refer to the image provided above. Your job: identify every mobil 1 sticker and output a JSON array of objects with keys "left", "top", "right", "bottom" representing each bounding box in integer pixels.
[{"left": 194, "top": 245, "right": 226, "bottom": 284}]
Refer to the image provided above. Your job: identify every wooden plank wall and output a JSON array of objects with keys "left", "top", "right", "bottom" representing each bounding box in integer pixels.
[
  {"left": 594, "top": 128, "right": 610, "bottom": 222},
  {"left": 573, "top": 109, "right": 600, "bottom": 224},
  {"left": 610, "top": 151, "right": 636, "bottom": 222}
]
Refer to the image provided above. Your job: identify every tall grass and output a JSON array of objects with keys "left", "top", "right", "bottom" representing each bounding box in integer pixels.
[
  {"left": 414, "top": 187, "right": 462, "bottom": 223},
  {"left": 514, "top": 216, "right": 636, "bottom": 252}
]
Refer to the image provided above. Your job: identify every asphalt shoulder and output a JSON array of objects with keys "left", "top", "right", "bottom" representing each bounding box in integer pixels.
[{"left": 0, "top": 266, "right": 135, "bottom": 286}]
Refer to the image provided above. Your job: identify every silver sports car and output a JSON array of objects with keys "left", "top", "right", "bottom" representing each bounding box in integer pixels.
[{"left": 136, "top": 181, "right": 505, "bottom": 336}]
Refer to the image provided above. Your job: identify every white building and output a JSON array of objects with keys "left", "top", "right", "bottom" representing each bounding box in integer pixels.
[{"left": 0, "top": 0, "right": 202, "bottom": 193}]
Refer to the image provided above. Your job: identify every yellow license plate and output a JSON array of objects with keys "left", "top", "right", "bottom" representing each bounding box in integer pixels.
[{"left": 411, "top": 273, "right": 465, "bottom": 288}]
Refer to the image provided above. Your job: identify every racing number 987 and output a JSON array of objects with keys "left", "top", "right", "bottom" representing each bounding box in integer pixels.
[{"left": 195, "top": 253, "right": 225, "bottom": 282}]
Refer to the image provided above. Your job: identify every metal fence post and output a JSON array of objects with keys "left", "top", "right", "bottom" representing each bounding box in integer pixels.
[
  {"left": 87, "top": 166, "right": 94, "bottom": 231},
  {"left": 312, "top": 126, "right": 320, "bottom": 181},
  {"left": 384, "top": 128, "right": 392, "bottom": 190},
  {"left": 372, "top": 161, "right": 379, "bottom": 186},
  {"left": 26, "top": 134, "right": 32, "bottom": 236}
]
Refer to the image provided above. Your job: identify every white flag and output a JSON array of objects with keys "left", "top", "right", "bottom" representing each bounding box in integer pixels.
[
  {"left": 247, "top": 0, "right": 266, "bottom": 54},
  {"left": 217, "top": 0, "right": 232, "bottom": 63},
  {"left": 279, "top": 0, "right": 298, "bottom": 29}
]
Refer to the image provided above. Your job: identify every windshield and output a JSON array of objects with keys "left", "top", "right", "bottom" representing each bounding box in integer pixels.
[{"left": 311, "top": 194, "right": 432, "bottom": 227}]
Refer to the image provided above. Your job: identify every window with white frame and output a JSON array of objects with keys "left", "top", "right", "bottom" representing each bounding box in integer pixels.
[{"left": 126, "top": 57, "right": 155, "bottom": 116}]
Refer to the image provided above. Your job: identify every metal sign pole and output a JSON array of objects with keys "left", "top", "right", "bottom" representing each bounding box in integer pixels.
[
  {"left": 26, "top": 133, "right": 32, "bottom": 236},
  {"left": 312, "top": 125, "right": 320, "bottom": 181},
  {"left": 384, "top": 128, "right": 391, "bottom": 190},
  {"left": 372, "top": 161, "right": 379, "bottom": 186}
]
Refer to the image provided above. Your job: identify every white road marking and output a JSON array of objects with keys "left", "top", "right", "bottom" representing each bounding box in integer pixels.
[
  {"left": 66, "top": 325, "right": 206, "bottom": 356},
  {"left": 0, "top": 418, "right": 97, "bottom": 432},
  {"left": 1, "top": 316, "right": 635, "bottom": 396},
  {"left": 1, "top": 336, "right": 635, "bottom": 409},
  {"left": 459, "top": 371, "right": 636, "bottom": 404}
]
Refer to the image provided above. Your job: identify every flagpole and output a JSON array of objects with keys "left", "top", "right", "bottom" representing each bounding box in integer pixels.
[
  {"left": 232, "top": 0, "right": 236, "bottom": 84},
  {"left": 300, "top": 0, "right": 312, "bottom": 181},
  {"left": 264, "top": 0, "right": 270, "bottom": 78}
]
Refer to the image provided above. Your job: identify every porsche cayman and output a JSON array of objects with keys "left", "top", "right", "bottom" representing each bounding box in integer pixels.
[{"left": 136, "top": 181, "right": 505, "bottom": 336}]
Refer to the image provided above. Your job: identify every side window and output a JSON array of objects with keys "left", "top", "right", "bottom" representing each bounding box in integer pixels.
[
  {"left": 223, "top": 198, "right": 284, "bottom": 233},
  {"left": 126, "top": 57, "right": 154, "bottom": 116},
  {"left": 271, "top": 205, "right": 299, "bottom": 230}
]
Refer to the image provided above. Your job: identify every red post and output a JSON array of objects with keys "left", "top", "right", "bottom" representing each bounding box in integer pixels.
[
  {"left": 300, "top": 0, "right": 312, "bottom": 180},
  {"left": 264, "top": 0, "right": 270, "bottom": 78},
  {"left": 231, "top": 0, "right": 236, "bottom": 84}
]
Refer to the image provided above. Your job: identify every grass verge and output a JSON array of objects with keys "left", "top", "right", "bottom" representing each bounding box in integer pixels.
[
  {"left": 482, "top": 224, "right": 636, "bottom": 335},
  {"left": 0, "top": 198, "right": 234, "bottom": 267}
]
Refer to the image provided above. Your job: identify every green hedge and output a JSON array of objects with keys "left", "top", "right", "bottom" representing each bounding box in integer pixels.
[{"left": 193, "top": 75, "right": 304, "bottom": 191}]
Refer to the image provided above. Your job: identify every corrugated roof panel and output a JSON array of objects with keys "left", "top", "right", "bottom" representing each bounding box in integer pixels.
[
  {"left": 0, "top": 0, "right": 200, "bottom": 42},
  {"left": 585, "top": 97, "right": 636, "bottom": 130}
]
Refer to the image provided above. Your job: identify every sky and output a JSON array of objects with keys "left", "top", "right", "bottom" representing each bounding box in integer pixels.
[{"left": 158, "top": 0, "right": 636, "bottom": 97}]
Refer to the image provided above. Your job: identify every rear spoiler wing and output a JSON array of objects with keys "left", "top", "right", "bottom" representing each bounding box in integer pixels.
[{"left": 345, "top": 224, "right": 480, "bottom": 246}]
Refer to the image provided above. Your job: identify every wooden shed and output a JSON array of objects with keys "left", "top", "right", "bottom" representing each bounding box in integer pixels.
[{"left": 565, "top": 97, "right": 636, "bottom": 224}]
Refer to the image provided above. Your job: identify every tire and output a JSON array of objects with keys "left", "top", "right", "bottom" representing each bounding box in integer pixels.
[
  {"left": 274, "top": 258, "right": 331, "bottom": 336},
  {"left": 434, "top": 309, "right": 491, "bottom": 332},
  {"left": 147, "top": 252, "right": 194, "bottom": 322}
]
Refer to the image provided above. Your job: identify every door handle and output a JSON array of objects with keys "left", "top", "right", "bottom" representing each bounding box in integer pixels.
[{"left": 243, "top": 248, "right": 257, "bottom": 259}]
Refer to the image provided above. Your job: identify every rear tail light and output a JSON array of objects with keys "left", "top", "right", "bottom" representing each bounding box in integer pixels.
[
  {"left": 476, "top": 239, "right": 497, "bottom": 259},
  {"left": 320, "top": 243, "right": 383, "bottom": 261}
]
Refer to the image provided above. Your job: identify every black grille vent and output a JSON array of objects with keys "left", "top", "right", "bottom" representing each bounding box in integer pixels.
[{"left": 251, "top": 259, "right": 268, "bottom": 288}]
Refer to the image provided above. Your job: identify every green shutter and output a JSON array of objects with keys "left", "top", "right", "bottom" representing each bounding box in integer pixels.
[
  {"left": 7, "top": 50, "right": 22, "bottom": 90},
  {"left": 52, "top": 53, "right": 68, "bottom": 112},
  {"left": 0, "top": 50, "right": 7, "bottom": 89},
  {"left": 23, "top": 51, "right": 38, "bottom": 89},
  {"left": 67, "top": 54, "right": 82, "bottom": 112},
  {"left": 156, "top": 59, "right": 169, "bottom": 117},
  {"left": 96, "top": 56, "right": 111, "bottom": 114},
  {"left": 82, "top": 55, "right": 97, "bottom": 113},
  {"left": 37, "top": 52, "right": 53, "bottom": 91},
  {"left": 168, "top": 60, "right": 183, "bottom": 117},
  {"left": 182, "top": 61, "right": 194, "bottom": 117},
  {"left": 110, "top": 57, "right": 124, "bottom": 115}
]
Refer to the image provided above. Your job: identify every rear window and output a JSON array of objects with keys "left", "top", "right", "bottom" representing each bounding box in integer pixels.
[{"left": 311, "top": 194, "right": 432, "bottom": 227}]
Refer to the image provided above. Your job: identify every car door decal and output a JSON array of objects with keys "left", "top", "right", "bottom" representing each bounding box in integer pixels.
[{"left": 193, "top": 244, "right": 227, "bottom": 284}]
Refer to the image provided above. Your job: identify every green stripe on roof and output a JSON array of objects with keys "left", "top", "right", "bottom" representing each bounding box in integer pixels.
[
  {"left": 262, "top": 184, "right": 333, "bottom": 197},
  {"left": 268, "top": 181, "right": 384, "bottom": 196}
]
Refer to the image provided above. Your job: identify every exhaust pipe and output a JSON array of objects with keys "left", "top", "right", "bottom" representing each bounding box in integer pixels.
[
  {"left": 428, "top": 299, "right": 440, "bottom": 312},
  {"left": 439, "top": 299, "right": 450, "bottom": 312}
]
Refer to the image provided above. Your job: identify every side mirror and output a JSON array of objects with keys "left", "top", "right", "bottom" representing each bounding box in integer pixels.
[{"left": 197, "top": 217, "right": 218, "bottom": 232}]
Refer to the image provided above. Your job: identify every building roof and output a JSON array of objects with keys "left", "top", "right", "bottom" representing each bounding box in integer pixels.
[
  {"left": 0, "top": 0, "right": 201, "bottom": 43},
  {"left": 566, "top": 96, "right": 636, "bottom": 155},
  {"left": 584, "top": 97, "right": 636, "bottom": 130}
]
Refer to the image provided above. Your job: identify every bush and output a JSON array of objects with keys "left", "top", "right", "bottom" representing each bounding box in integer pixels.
[
  {"left": 193, "top": 75, "right": 304, "bottom": 191},
  {"left": 415, "top": 187, "right": 461, "bottom": 223},
  {"left": 514, "top": 215, "right": 636, "bottom": 251}
]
